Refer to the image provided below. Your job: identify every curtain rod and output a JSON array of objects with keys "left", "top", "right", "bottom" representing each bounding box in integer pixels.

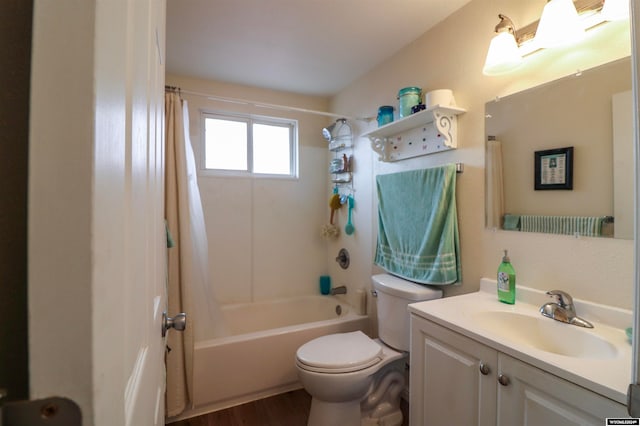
[{"left": 175, "top": 87, "right": 373, "bottom": 123}]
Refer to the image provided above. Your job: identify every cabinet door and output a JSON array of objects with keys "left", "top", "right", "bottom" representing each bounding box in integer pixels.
[
  {"left": 410, "top": 315, "right": 498, "bottom": 426},
  {"left": 497, "top": 354, "right": 627, "bottom": 426}
]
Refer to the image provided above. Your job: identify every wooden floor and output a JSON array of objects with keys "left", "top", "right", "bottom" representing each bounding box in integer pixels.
[
  {"left": 168, "top": 390, "right": 312, "bottom": 426},
  {"left": 168, "top": 389, "right": 409, "bottom": 426}
]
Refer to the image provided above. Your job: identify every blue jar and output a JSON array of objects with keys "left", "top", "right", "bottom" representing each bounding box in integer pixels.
[
  {"left": 377, "top": 106, "right": 394, "bottom": 127},
  {"left": 397, "top": 87, "right": 422, "bottom": 118},
  {"left": 319, "top": 275, "right": 331, "bottom": 295}
]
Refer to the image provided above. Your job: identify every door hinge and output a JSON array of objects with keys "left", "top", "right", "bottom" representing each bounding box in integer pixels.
[{"left": 1, "top": 397, "right": 81, "bottom": 426}]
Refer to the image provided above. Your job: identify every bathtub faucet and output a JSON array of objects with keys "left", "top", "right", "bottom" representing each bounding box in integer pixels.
[{"left": 330, "top": 286, "right": 347, "bottom": 295}]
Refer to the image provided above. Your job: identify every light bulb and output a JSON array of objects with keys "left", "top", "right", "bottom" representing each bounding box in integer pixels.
[
  {"left": 601, "top": 0, "right": 629, "bottom": 21},
  {"left": 535, "top": 0, "right": 584, "bottom": 48},
  {"left": 483, "top": 32, "right": 523, "bottom": 76}
]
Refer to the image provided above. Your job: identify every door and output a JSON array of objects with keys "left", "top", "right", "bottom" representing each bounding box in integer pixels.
[
  {"left": 410, "top": 315, "right": 497, "bottom": 426},
  {"left": 115, "top": 0, "right": 168, "bottom": 423},
  {"left": 28, "top": 0, "right": 167, "bottom": 425},
  {"left": 497, "top": 354, "right": 626, "bottom": 425}
]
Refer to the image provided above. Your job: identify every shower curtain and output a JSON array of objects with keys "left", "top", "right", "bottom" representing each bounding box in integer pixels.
[
  {"left": 485, "top": 138, "right": 505, "bottom": 230},
  {"left": 164, "top": 90, "right": 215, "bottom": 416}
]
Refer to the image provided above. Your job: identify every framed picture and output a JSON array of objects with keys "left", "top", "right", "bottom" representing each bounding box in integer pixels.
[{"left": 534, "top": 147, "right": 573, "bottom": 190}]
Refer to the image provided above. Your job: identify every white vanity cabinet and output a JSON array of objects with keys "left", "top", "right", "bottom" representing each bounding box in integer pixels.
[
  {"left": 497, "top": 353, "right": 626, "bottom": 425},
  {"left": 410, "top": 314, "right": 627, "bottom": 426},
  {"left": 410, "top": 314, "right": 497, "bottom": 425}
]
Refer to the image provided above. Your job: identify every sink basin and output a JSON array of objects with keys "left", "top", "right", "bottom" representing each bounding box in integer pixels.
[{"left": 471, "top": 311, "right": 618, "bottom": 359}]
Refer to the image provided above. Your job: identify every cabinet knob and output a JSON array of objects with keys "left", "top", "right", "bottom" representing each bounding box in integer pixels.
[
  {"left": 498, "top": 373, "right": 510, "bottom": 386},
  {"left": 479, "top": 362, "right": 490, "bottom": 375}
]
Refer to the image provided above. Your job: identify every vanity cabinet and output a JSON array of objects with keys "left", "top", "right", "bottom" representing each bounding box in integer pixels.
[
  {"left": 410, "top": 314, "right": 497, "bottom": 425},
  {"left": 410, "top": 314, "right": 627, "bottom": 426},
  {"left": 498, "top": 354, "right": 626, "bottom": 425}
]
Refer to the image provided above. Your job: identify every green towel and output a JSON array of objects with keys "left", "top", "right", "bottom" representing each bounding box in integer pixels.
[
  {"left": 520, "top": 215, "right": 605, "bottom": 237},
  {"left": 503, "top": 214, "right": 521, "bottom": 231},
  {"left": 165, "top": 221, "right": 176, "bottom": 248},
  {"left": 374, "top": 164, "right": 461, "bottom": 285}
]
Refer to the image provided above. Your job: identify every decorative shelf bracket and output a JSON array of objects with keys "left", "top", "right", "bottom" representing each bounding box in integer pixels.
[
  {"left": 370, "top": 136, "right": 388, "bottom": 161},
  {"left": 363, "top": 105, "right": 466, "bottom": 162},
  {"left": 433, "top": 110, "right": 456, "bottom": 146}
]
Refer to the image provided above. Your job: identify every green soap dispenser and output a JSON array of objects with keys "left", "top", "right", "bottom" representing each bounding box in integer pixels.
[{"left": 497, "top": 249, "right": 516, "bottom": 304}]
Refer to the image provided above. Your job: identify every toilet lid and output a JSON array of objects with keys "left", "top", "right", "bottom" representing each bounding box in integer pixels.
[{"left": 296, "top": 331, "right": 382, "bottom": 373}]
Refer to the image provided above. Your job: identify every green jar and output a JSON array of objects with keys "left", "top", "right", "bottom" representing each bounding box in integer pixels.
[{"left": 397, "top": 87, "right": 422, "bottom": 118}]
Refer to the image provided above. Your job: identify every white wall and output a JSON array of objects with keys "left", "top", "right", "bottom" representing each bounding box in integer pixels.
[
  {"left": 165, "top": 74, "right": 333, "bottom": 304},
  {"left": 30, "top": 0, "right": 94, "bottom": 415},
  {"left": 330, "top": 0, "right": 634, "bottom": 310},
  {"left": 170, "top": 0, "right": 634, "bottom": 314}
]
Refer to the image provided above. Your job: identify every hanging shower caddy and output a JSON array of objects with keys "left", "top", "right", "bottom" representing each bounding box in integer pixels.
[
  {"left": 321, "top": 118, "right": 356, "bottom": 239},
  {"left": 323, "top": 118, "right": 353, "bottom": 186}
]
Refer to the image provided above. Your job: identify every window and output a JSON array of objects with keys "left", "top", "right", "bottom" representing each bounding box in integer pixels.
[{"left": 202, "top": 112, "right": 297, "bottom": 177}]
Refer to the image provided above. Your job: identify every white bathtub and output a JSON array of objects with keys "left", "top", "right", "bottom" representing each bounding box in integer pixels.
[{"left": 191, "top": 295, "right": 370, "bottom": 414}]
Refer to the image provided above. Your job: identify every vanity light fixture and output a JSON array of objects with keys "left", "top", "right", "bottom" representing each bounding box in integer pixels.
[
  {"left": 601, "top": 0, "right": 630, "bottom": 21},
  {"left": 535, "top": 0, "right": 585, "bottom": 48},
  {"left": 483, "top": 14, "right": 523, "bottom": 76},
  {"left": 483, "top": 0, "right": 617, "bottom": 76}
]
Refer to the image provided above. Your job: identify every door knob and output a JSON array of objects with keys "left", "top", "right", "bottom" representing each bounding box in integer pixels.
[
  {"left": 479, "top": 362, "right": 490, "bottom": 375},
  {"left": 162, "top": 312, "right": 186, "bottom": 337}
]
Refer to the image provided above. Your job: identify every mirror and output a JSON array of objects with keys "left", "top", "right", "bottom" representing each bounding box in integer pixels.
[{"left": 485, "top": 57, "right": 632, "bottom": 239}]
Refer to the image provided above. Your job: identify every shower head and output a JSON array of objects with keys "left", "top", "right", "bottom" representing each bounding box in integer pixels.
[
  {"left": 322, "top": 118, "right": 349, "bottom": 142},
  {"left": 322, "top": 123, "right": 336, "bottom": 141}
]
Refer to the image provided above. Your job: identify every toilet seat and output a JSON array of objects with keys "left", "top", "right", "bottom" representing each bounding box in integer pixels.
[{"left": 296, "top": 331, "right": 383, "bottom": 373}]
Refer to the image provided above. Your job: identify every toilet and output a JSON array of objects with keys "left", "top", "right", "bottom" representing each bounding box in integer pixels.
[{"left": 295, "top": 273, "right": 443, "bottom": 426}]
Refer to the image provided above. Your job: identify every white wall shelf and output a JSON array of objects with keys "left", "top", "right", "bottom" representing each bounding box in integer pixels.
[{"left": 363, "top": 105, "right": 466, "bottom": 162}]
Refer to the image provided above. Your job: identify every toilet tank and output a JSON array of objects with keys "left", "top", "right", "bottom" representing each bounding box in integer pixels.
[{"left": 372, "top": 274, "right": 443, "bottom": 351}]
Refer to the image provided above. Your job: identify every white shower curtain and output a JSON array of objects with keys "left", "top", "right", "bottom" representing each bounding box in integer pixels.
[
  {"left": 164, "top": 90, "right": 217, "bottom": 416},
  {"left": 485, "top": 138, "right": 505, "bottom": 230}
]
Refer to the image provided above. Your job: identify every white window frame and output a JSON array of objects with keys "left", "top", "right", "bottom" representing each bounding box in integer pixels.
[{"left": 200, "top": 110, "right": 298, "bottom": 179}]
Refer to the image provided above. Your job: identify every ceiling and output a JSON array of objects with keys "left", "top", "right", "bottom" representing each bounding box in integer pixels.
[{"left": 166, "top": 0, "right": 473, "bottom": 97}]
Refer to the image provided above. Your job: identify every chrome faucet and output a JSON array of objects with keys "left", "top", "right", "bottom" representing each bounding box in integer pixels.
[
  {"left": 539, "top": 290, "right": 593, "bottom": 328},
  {"left": 330, "top": 286, "right": 347, "bottom": 295}
]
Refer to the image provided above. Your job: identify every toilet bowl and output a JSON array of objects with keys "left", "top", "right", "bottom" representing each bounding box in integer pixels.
[
  {"left": 295, "top": 274, "right": 443, "bottom": 426},
  {"left": 296, "top": 331, "right": 404, "bottom": 426}
]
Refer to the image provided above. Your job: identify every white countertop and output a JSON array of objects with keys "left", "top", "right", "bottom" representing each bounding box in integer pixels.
[{"left": 408, "top": 278, "right": 632, "bottom": 405}]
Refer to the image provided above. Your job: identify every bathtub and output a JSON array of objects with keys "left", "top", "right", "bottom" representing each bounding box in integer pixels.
[{"left": 191, "top": 294, "right": 370, "bottom": 414}]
